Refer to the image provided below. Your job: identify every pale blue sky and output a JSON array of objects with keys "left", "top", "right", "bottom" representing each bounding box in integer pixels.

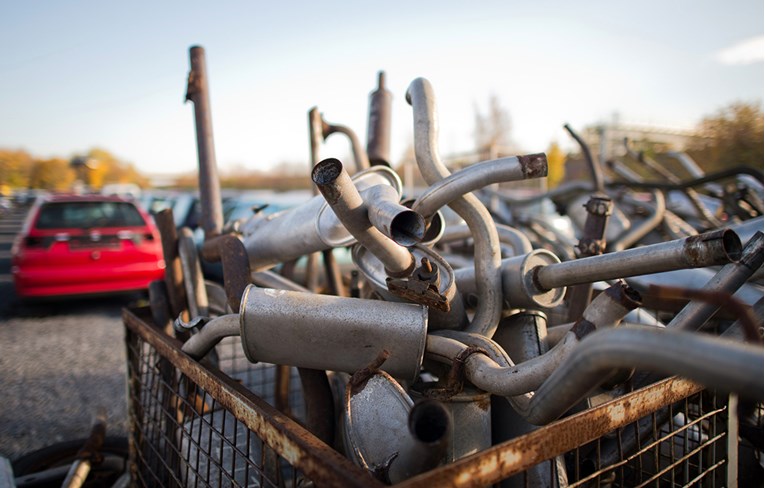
[{"left": 0, "top": 1, "right": 762, "bottom": 176}]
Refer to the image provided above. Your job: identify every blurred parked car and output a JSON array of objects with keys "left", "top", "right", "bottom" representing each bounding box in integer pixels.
[{"left": 11, "top": 194, "right": 166, "bottom": 299}]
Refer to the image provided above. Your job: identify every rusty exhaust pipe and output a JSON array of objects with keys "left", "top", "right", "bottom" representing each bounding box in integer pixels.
[{"left": 185, "top": 46, "right": 223, "bottom": 238}]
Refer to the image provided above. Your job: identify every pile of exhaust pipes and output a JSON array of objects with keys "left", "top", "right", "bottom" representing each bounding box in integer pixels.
[{"left": 151, "top": 46, "right": 763, "bottom": 485}]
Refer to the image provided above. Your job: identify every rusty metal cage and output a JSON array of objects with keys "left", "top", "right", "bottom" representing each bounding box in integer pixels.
[{"left": 124, "top": 307, "right": 750, "bottom": 487}]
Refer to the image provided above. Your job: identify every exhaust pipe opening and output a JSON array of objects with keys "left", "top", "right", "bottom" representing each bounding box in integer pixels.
[
  {"left": 409, "top": 399, "right": 451, "bottom": 444},
  {"left": 391, "top": 210, "right": 426, "bottom": 247},
  {"left": 721, "top": 228, "right": 743, "bottom": 262},
  {"left": 312, "top": 157, "right": 344, "bottom": 188}
]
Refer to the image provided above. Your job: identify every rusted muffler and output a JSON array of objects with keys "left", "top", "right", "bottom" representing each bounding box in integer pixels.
[{"left": 343, "top": 371, "right": 452, "bottom": 483}]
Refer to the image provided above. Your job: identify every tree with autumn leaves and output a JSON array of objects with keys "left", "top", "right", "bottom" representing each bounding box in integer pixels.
[{"left": 0, "top": 148, "right": 148, "bottom": 192}]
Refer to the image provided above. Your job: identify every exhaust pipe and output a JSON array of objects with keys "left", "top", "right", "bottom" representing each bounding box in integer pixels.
[
  {"left": 412, "top": 153, "right": 548, "bottom": 220},
  {"left": 185, "top": 46, "right": 223, "bottom": 238},
  {"left": 521, "top": 326, "right": 764, "bottom": 425},
  {"left": 241, "top": 164, "right": 401, "bottom": 271},
  {"left": 407, "top": 77, "right": 503, "bottom": 338},
  {"left": 366, "top": 71, "right": 393, "bottom": 167},
  {"left": 312, "top": 158, "right": 416, "bottom": 277},
  {"left": 668, "top": 232, "right": 764, "bottom": 332},
  {"left": 533, "top": 229, "right": 742, "bottom": 290}
]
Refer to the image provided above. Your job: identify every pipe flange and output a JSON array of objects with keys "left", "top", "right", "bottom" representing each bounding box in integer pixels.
[{"left": 502, "top": 249, "right": 566, "bottom": 309}]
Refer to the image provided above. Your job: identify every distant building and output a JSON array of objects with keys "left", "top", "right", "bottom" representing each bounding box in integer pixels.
[{"left": 581, "top": 122, "right": 707, "bottom": 163}]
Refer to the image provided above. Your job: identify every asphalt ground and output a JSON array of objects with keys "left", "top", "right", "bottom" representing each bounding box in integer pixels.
[{"left": 0, "top": 205, "right": 141, "bottom": 462}]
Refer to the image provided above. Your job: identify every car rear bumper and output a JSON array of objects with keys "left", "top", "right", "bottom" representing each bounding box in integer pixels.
[{"left": 13, "top": 262, "right": 166, "bottom": 298}]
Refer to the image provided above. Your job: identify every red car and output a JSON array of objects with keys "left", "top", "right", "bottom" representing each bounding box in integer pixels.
[{"left": 11, "top": 194, "right": 166, "bottom": 299}]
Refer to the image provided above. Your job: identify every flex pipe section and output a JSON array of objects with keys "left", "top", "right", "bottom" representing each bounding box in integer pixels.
[
  {"left": 411, "top": 154, "right": 548, "bottom": 220},
  {"left": 534, "top": 228, "right": 742, "bottom": 290},
  {"left": 407, "top": 77, "right": 503, "bottom": 337},
  {"left": 312, "top": 158, "right": 415, "bottom": 277}
]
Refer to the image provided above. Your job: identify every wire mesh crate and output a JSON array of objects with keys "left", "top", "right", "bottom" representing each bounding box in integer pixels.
[{"left": 124, "top": 307, "right": 746, "bottom": 487}]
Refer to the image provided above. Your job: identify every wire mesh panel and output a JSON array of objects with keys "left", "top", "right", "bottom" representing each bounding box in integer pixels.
[
  {"left": 125, "top": 307, "right": 748, "bottom": 488},
  {"left": 216, "top": 336, "right": 307, "bottom": 424},
  {"left": 124, "top": 307, "right": 379, "bottom": 488},
  {"left": 396, "top": 378, "right": 738, "bottom": 488},
  {"left": 566, "top": 389, "right": 729, "bottom": 487}
]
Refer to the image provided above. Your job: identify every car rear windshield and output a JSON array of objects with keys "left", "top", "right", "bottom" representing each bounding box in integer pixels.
[{"left": 35, "top": 201, "right": 146, "bottom": 229}]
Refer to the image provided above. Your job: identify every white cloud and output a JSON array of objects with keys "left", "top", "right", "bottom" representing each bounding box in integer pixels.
[{"left": 714, "top": 35, "right": 764, "bottom": 65}]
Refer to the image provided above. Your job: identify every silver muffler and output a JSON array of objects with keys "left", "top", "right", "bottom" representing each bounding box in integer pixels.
[{"left": 240, "top": 164, "right": 402, "bottom": 271}]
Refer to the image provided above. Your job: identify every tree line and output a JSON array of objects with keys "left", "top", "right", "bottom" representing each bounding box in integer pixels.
[
  {"left": 0, "top": 101, "right": 761, "bottom": 194},
  {"left": 0, "top": 147, "right": 148, "bottom": 193}
]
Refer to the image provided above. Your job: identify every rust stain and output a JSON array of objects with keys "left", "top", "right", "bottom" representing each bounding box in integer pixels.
[
  {"left": 312, "top": 158, "right": 344, "bottom": 205},
  {"left": 393, "top": 375, "right": 703, "bottom": 488},
  {"left": 519, "top": 153, "right": 548, "bottom": 179},
  {"left": 123, "top": 308, "right": 382, "bottom": 488}
]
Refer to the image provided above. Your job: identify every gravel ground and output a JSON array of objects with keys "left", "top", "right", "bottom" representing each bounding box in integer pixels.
[
  {"left": 0, "top": 207, "right": 137, "bottom": 462},
  {"left": 0, "top": 302, "right": 133, "bottom": 461}
]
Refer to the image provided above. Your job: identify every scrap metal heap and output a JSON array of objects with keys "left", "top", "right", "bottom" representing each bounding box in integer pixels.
[{"left": 145, "top": 46, "right": 763, "bottom": 486}]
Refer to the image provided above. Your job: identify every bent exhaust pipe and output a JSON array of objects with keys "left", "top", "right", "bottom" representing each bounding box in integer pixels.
[
  {"left": 412, "top": 153, "right": 548, "bottom": 220},
  {"left": 312, "top": 158, "right": 417, "bottom": 276},
  {"left": 425, "top": 282, "right": 641, "bottom": 400},
  {"left": 240, "top": 164, "right": 401, "bottom": 271},
  {"left": 521, "top": 326, "right": 764, "bottom": 425},
  {"left": 407, "top": 77, "right": 503, "bottom": 338}
]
